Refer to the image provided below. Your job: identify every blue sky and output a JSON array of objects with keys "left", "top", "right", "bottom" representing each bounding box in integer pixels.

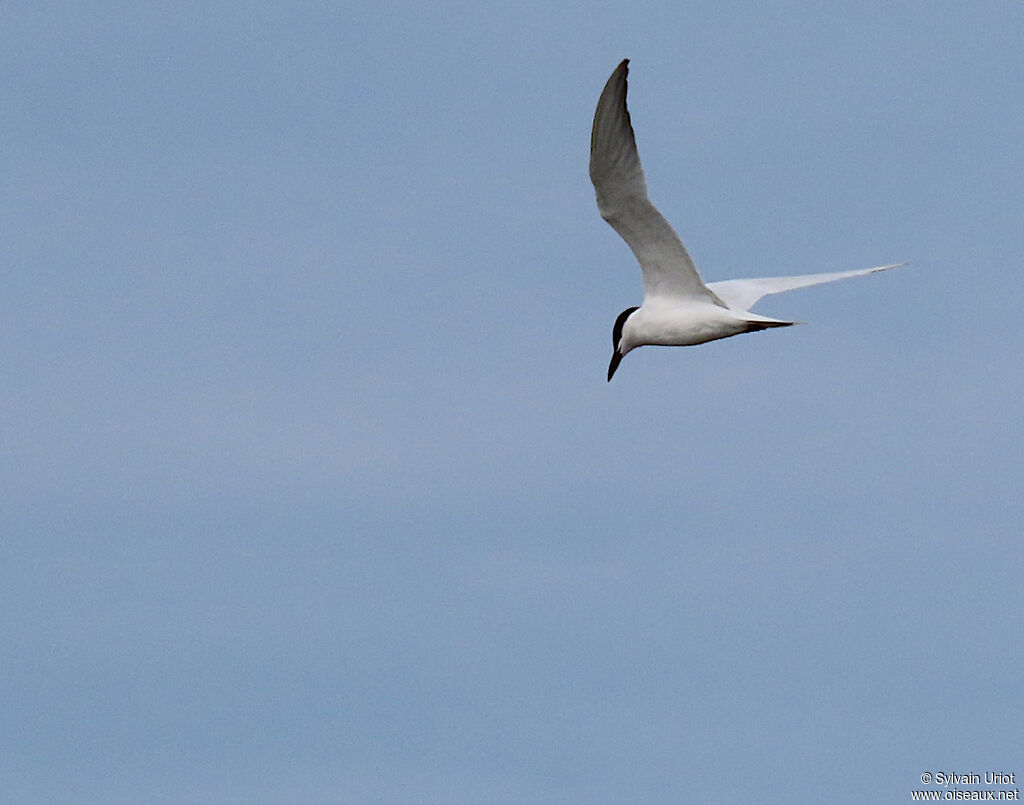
[{"left": 3, "top": 1, "right": 1022, "bottom": 802}]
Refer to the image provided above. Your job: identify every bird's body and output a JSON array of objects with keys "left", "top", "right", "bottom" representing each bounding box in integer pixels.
[
  {"left": 621, "top": 300, "right": 782, "bottom": 348},
  {"left": 591, "top": 59, "right": 903, "bottom": 380},
  {"left": 624, "top": 302, "right": 741, "bottom": 348}
]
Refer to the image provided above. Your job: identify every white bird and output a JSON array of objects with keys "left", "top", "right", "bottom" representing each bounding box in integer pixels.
[{"left": 591, "top": 59, "right": 904, "bottom": 381}]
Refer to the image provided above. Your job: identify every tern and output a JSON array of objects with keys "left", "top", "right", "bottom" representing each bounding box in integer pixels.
[{"left": 592, "top": 59, "right": 903, "bottom": 381}]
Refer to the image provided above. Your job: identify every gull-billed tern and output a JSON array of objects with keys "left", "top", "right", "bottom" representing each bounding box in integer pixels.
[{"left": 592, "top": 59, "right": 904, "bottom": 381}]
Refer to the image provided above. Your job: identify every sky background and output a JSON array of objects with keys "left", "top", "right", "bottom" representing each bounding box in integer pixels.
[{"left": 3, "top": 1, "right": 1022, "bottom": 802}]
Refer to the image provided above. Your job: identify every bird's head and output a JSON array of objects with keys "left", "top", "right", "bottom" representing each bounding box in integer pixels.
[{"left": 607, "top": 306, "right": 639, "bottom": 381}]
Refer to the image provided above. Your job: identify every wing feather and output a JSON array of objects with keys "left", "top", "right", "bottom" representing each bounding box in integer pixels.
[
  {"left": 707, "top": 263, "right": 906, "bottom": 311},
  {"left": 589, "top": 60, "right": 714, "bottom": 302}
]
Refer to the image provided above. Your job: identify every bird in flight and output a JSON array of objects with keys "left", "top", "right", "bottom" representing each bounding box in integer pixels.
[{"left": 591, "top": 59, "right": 903, "bottom": 381}]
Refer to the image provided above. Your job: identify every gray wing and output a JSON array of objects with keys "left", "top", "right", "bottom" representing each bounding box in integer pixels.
[
  {"left": 707, "top": 263, "right": 907, "bottom": 312},
  {"left": 589, "top": 60, "right": 715, "bottom": 303}
]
